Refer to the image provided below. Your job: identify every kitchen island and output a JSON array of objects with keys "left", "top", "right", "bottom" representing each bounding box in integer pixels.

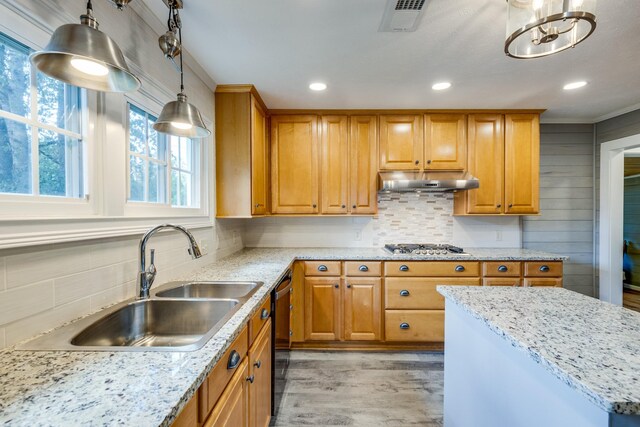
[
  {"left": 0, "top": 248, "right": 565, "bottom": 426},
  {"left": 438, "top": 286, "right": 640, "bottom": 427}
]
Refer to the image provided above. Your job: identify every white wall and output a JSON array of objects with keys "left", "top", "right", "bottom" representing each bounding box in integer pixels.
[{"left": 242, "top": 192, "right": 521, "bottom": 248}]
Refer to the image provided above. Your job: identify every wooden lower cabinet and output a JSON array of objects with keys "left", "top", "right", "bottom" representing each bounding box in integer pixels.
[
  {"left": 482, "top": 261, "right": 563, "bottom": 288},
  {"left": 304, "top": 277, "right": 341, "bottom": 341},
  {"left": 483, "top": 277, "right": 522, "bottom": 287},
  {"left": 524, "top": 278, "right": 563, "bottom": 287},
  {"left": 248, "top": 319, "right": 272, "bottom": 427},
  {"left": 385, "top": 310, "right": 444, "bottom": 342},
  {"left": 344, "top": 278, "right": 382, "bottom": 341},
  {"left": 204, "top": 358, "right": 249, "bottom": 427}
]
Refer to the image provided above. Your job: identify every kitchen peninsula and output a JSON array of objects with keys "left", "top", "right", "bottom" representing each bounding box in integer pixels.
[{"left": 438, "top": 286, "right": 640, "bottom": 427}]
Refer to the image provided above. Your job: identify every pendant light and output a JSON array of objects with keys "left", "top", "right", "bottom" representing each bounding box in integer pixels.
[
  {"left": 153, "top": 3, "right": 210, "bottom": 139},
  {"left": 505, "top": 0, "right": 597, "bottom": 59},
  {"left": 30, "top": 0, "right": 140, "bottom": 92}
]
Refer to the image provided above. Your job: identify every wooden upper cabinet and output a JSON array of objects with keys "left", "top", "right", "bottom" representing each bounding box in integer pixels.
[
  {"left": 349, "top": 115, "right": 378, "bottom": 214},
  {"left": 321, "top": 116, "right": 349, "bottom": 214},
  {"left": 504, "top": 114, "right": 540, "bottom": 214},
  {"left": 251, "top": 98, "right": 269, "bottom": 216},
  {"left": 424, "top": 114, "right": 467, "bottom": 170},
  {"left": 379, "top": 115, "right": 423, "bottom": 170},
  {"left": 271, "top": 115, "right": 319, "bottom": 214},
  {"left": 215, "top": 85, "right": 269, "bottom": 218}
]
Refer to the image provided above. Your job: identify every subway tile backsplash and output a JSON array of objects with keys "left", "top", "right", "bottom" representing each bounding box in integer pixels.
[{"left": 373, "top": 192, "right": 454, "bottom": 246}]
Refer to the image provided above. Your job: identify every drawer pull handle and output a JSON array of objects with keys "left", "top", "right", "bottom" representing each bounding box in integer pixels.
[
  {"left": 317, "top": 265, "right": 328, "bottom": 272},
  {"left": 359, "top": 265, "right": 369, "bottom": 272},
  {"left": 227, "top": 350, "right": 241, "bottom": 370},
  {"left": 399, "top": 265, "right": 409, "bottom": 272},
  {"left": 399, "top": 322, "right": 410, "bottom": 330},
  {"left": 399, "top": 289, "right": 410, "bottom": 297},
  {"left": 260, "top": 308, "right": 270, "bottom": 320},
  {"left": 498, "top": 265, "right": 508, "bottom": 272},
  {"left": 539, "top": 265, "right": 550, "bottom": 272},
  {"left": 246, "top": 375, "right": 255, "bottom": 384},
  {"left": 455, "top": 265, "right": 465, "bottom": 272},
  {"left": 254, "top": 360, "right": 261, "bottom": 369}
]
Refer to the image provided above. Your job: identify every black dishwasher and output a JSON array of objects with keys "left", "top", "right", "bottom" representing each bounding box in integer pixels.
[{"left": 271, "top": 269, "right": 292, "bottom": 417}]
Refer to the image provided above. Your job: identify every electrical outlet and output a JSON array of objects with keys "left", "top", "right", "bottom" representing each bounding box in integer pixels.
[
  {"left": 496, "top": 231, "right": 503, "bottom": 241},
  {"left": 354, "top": 230, "right": 362, "bottom": 241},
  {"left": 232, "top": 230, "right": 240, "bottom": 244}
]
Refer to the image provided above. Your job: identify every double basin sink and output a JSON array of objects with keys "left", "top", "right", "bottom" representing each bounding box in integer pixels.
[{"left": 19, "top": 281, "right": 262, "bottom": 352}]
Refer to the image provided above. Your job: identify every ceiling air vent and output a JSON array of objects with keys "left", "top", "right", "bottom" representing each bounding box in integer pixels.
[{"left": 379, "top": 0, "right": 429, "bottom": 32}]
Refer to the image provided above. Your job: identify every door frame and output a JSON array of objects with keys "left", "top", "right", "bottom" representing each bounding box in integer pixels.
[{"left": 599, "top": 133, "right": 640, "bottom": 304}]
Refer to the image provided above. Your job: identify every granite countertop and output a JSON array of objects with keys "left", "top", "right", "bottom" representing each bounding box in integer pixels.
[
  {"left": 0, "top": 247, "right": 566, "bottom": 426},
  {"left": 437, "top": 286, "right": 640, "bottom": 415}
]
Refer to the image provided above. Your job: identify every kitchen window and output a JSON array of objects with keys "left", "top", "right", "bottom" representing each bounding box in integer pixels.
[
  {"left": 0, "top": 32, "right": 86, "bottom": 200},
  {"left": 127, "top": 102, "right": 201, "bottom": 209}
]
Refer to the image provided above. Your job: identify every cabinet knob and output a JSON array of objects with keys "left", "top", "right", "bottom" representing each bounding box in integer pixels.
[
  {"left": 426, "top": 160, "right": 432, "bottom": 164},
  {"left": 399, "top": 265, "right": 409, "bottom": 272},
  {"left": 539, "top": 265, "right": 550, "bottom": 272},
  {"left": 359, "top": 265, "right": 369, "bottom": 272},
  {"left": 352, "top": 205, "right": 357, "bottom": 209},
  {"left": 415, "top": 160, "right": 420, "bottom": 165},
  {"left": 399, "top": 322, "right": 410, "bottom": 330},
  {"left": 317, "top": 265, "right": 328, "bottom": 272},
  {"left": 312, "top": 204, "right": 317, "bottom": 208},
  {"left": 342, "top": 204, "right": 346, "bottom": 209},
  {"left": 255, "top": 203, "right": 262, "bottom": 208},
  {"left": 496, "top": 204, "right": 502, "bottom": 208},
  {"left": 498, "top": 265, "right": 508, "bottom": 272},
  {"left": 227, "top": 350, "right": 241, "bottom": 370},
  {"left": 335, "top": 284, "right": 339, "bottom": 288},
  {"left": 508, "top": 204, "right": 513, "bottom": 208},
  {"left": 399, "top": 289, "right": 410, "bottom": 297},
  {"left": 260, "top": 308, "right": 270, "bottom": 319},
  {"left": 347, "top": 284, "right": 351, "bottom": 289},
  {"left": 455, "top": 265, "right": 465, "bottom": 272},
  {"left": 254, "top": 360, "right": 262, "bottom": 369},
  {"left": 246, "top": 375, "right": 255, "bottom": 384}
]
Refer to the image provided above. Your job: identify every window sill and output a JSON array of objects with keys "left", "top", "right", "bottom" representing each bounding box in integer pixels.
[{"left": 0, "top": 215, "right": 214, "bottom": 250}]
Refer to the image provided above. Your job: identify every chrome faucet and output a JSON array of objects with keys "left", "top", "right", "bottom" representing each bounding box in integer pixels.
[{"left": 137, "top": 224, "right": 203, "bottom": 299}]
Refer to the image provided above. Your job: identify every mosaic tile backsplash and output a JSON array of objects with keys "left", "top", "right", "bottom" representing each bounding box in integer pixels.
[{"left": 373, "top": 192, "right": 454, "bottom": 246}]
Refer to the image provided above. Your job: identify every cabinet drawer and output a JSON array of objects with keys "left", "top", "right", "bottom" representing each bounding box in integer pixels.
[
  {"left": 249, "top": 296, "right": 271, "bottom": 347},
  {"left": 523, "top": 278, "right": 563, "bottom": 287},
  {"left": 304, "top": 261, "right": 341, "bottom": 276},
  {"left": 483, "top": 277, "right": 522, "bottom": 287},
  {"left": 199, "top": 326, "right": 248, "bottom": 422},
  {"left": 385, "top": 310, "right": 444, "bottom": 342},
  {"left": 482, "top": 261, "right": 521, "bottom": 277},
  {"left": 524, "top": 261, "right": 562, "bottom": 277},
  {"left": 386, "top": 278, "right": 480, "bottom": 310},
  {"left": 344, "top": 261, "right": 381, "bottom": 276},
  {"left": 384, "top": 261, "right": 479, "bottom": 277}
]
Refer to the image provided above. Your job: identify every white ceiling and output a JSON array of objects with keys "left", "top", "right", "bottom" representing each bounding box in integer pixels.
[{"left": 143, "top": 0, "right": 640, "bottom": 122}]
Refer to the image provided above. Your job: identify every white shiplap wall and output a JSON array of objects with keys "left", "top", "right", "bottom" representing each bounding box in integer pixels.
[{"left": 523, "top": 124, "right": 595, "bottom": 296}]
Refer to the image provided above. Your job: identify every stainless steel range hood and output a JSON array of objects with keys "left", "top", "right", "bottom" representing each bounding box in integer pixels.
[{"left": 378, "top": 171, "right": 480, "bottom": 192}]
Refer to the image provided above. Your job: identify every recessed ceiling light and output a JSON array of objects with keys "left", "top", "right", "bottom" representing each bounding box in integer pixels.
[
  {"left": 563, "top": 81, "right": 587, "bottom": 90},
  {"left": 432, "top": 82, "right": 452, "bottom": 91},
  {"left": 309, "top": 82, "right": 327, "bottom": 91}
]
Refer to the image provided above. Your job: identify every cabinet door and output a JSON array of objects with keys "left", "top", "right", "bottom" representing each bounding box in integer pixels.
[
  {"left": 504, "top": 114, "right": 540, "bottom": 214},
  {"left": 271, "top": 115, "right": 319, "bottom": 214},
  {"left": 204, "top": 358, "right": 249, "bottom": 427},
  {"left": 424, "top": 114, "right": 466, "bottom": 170},
  {"left": 321, "top": 115, "right": 349, "bottom": 214},
  {"left": 343, "top": 278, "right": 381, "bottom": 341},
  {"left": 304, "top": 277, "right": 341, "bottom": 341},
  {"left": 251, "top": 97, "right": 269, "bottom": 215},
  {"left": 349, "top": 115, "right": 378, "bottom": 214},
  {"left": 249, "top": 319, "right": 272, "bottom": 427},
  {"left": 465, "top": 114, "right": 504, "bottom": 214},
  {"left": 379, "top": 115, "right": 423, "bottom": 170}
]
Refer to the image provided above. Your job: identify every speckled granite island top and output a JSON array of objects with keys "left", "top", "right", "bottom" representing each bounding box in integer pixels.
[
  {"left": 0, "top": 247, "right": 565, "bottom": 427},
  {"left": 437, "top": 286, "right": 640, "bottom": 415}
]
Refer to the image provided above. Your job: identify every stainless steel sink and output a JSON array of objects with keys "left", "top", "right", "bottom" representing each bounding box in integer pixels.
[
  {"left": 70, "top": 299, "right": 238, "bottom": 348},
  {"left": 155, "top": 281, "right": 261, "bottom": 299}
]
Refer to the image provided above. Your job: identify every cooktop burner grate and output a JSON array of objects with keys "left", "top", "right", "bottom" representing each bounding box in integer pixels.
[{"left": 383, "top": 243, "right": 467, "bottom": 255}]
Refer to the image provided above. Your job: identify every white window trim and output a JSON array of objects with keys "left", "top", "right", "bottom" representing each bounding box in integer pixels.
[{"left": 0, "top": 3, "right": 215, "bottom": 250}]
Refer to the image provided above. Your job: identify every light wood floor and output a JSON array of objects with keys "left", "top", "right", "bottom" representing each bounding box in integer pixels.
[
  {"left": 624, "top": 289, "right": 640, "bottom": 313},
  {"left": 271, "top": 351, "right": 444, "bottom": 427}
]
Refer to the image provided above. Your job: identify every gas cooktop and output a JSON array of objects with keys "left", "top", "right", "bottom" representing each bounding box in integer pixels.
[{"left": 383, "top": 243, "right": 468, "bottom": 256}]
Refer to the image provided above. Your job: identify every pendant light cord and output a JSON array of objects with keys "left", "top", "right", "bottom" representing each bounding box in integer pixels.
[{"left": 177, "top": 10, "right": 184, "bottom": 94}]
